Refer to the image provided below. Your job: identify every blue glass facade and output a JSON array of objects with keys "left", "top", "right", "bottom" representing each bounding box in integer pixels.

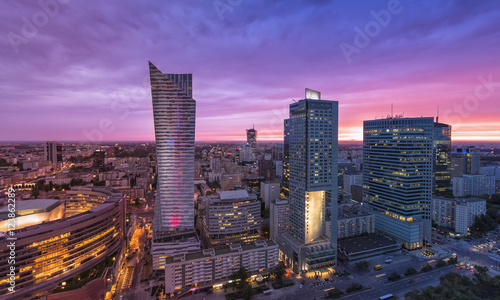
[{"left": 363, "top": 117, "right": 433, "bottom": 249}]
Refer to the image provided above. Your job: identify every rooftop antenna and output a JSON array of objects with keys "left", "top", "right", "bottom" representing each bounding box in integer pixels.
[
  {"left": 436, "top": 106, "right": 439, "bottom": 123},
  {"left": 391, "top": 103, "right": 393, "bottom": 118}
]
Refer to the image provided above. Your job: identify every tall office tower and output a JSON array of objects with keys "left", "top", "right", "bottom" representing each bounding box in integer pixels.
[
  {"left": 93, "top": 149, "right": 106, "bottom": 168},
  {"left": 433, "top": 122, "right": 452, "bottom": 193},
  {"left": 259, "top": 159, "right": 276, "bottom": 181},
  {"left": 56, "top": 144, "right": 62, "bottom": 162},
  {"left": 149, "top": 61, "right": 200, "bottom": 270},
  {"left": 239, "top": 143, "right": 254, "bottom": 162},
  {"left": 363, "top": 117, "right": 433, "bottom": 250},
  {"left": 450, "top": 146, "right": 480, "bottom": 178},
  {"left": 276, "top": 89, "right": 338, "bottom": 273},
  {"left": 282, "top": 119, "right": 290, "bottom": 196},
  {"left": 246, "top": 126, "right": 257, "bottom": 151},
  {"left": 44, "top": 141, "right": 62, "bottom": 163}
]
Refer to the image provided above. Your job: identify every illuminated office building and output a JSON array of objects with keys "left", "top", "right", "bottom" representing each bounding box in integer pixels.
[
  {"left": 200, "top": 190, "right": 261, "bottom": 249},
  {"left": 0, "top": 199, "right": 64, "bottom": 232},
  {"left": 44, "top": 141, "right": 62, "bottom": 163},
  {"left": 164, "top": 241, "right": 278, "bottom": 294},
  {"left": 282, "top": 119, "right": 290, "bottom": 195},
  {"left": 276, "top": 89, "right": 338, "bottom": 273},
  {"left": 0, "top": 187, "right": 125, "bottom": 298},
  {"left": 450, "top": 146, "right": 480, "bottom": 178},
  {"left": 363, "top": 117, "right": 433, "bottom": 249},
  {"left": 433, "top": 122, "right": 452, "bottom": 193},
  {"left": 93, "top": 149, "right": 106, "bottom": 168},
  {"left": 246, "top": 127, "right": 257, "bottom": 151}
]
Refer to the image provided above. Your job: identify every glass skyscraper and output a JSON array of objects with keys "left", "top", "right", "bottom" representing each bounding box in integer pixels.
[
  {"left": 282, "top": 119, "right": 290, "bottom": 196},
  {"left": 246, "top": 127, "right": 257, "bottom": 150},
  {"left": 149, "top": 61, "right": 196, "bottom": 233},
  {"left": 433, "top": 122, "right": 452, "bottom": 193},
  {"left": 363, "top": 117, "right": 433, "bottom": 250},
  {"left": 288, "top": 97, "right": 338, "bottom": 244},
  {"left": 276, "top": 89, "right": 338, "bottom": 273}
]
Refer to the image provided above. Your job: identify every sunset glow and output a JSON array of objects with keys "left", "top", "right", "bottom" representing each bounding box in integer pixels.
[{"left": 1, "top": 1, "right": 499, "bottom": 142}]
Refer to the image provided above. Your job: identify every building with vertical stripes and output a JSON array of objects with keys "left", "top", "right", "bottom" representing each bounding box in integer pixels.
[
  {"left": 363, "top": 117, "right": 433, "bottom": 249},
  {"left": 44, "top": 141, "right": 62, "bottom": 163}
]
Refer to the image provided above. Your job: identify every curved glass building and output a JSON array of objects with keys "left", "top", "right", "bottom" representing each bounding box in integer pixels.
[{"left": 0, "top": 187, "right": 125, "bottom": 299}]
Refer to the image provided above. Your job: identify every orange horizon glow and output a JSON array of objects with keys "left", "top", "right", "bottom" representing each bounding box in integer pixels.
[{"left": 192, "top": 131, "right": 500, "bottom": 142}]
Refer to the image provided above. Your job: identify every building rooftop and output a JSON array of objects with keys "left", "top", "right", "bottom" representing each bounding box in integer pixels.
[
  {"left": 2, "top": 187, "right": 124, "bottom": 237},
  {"left": 460, "top": 174, "right": 491, "bottom": 178},
  {"left": 219, "top": 190, "right": 249, "bottom": 200},
  {"left": 166, "top": 240, "right": 277, "bottom": 264},
  {"left": 338, "top": 234, "right": 399, "bottom": 255},
  {"left": 153, "top": 229, "right": 199, "bottom": 243},
  {"left": 272, "top": 199, "right": 289, "bottom": 205},
  {"left": 433, "top": 196, "right": 487, "bottom": 204},
  {"left": 339, "top": 211, "right": 373, "bottom": 220},
  {"left": 0, "top": 199, "right": 62, "bottom": 216}
]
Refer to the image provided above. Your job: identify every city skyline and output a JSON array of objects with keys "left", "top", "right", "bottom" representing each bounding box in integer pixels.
[
  {"left": 2, "top": 1, "right": 500, "bottom": 299},
  {"left": 1, "top": 1, "right": 500, "bottom": 142}
]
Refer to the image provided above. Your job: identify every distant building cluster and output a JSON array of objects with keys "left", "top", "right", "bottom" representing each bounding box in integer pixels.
[{"left": 432, "top": 197, "right": 486, "bottom": 235}]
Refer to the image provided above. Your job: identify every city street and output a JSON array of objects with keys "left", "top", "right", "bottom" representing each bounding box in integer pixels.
[
  {"left": 244, "top": 248, "right": 475, "bottom": 300},
  {"left": 112, "top": 220, "right": 152, "bottom": 300},
  {"left": 440, "top": 236, "right": 500, "bottom": 270}
]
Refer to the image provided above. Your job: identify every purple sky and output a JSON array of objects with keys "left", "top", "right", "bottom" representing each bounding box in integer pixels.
[{"left": 1, "top": 0, "right": 500, "bottom": 142}]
